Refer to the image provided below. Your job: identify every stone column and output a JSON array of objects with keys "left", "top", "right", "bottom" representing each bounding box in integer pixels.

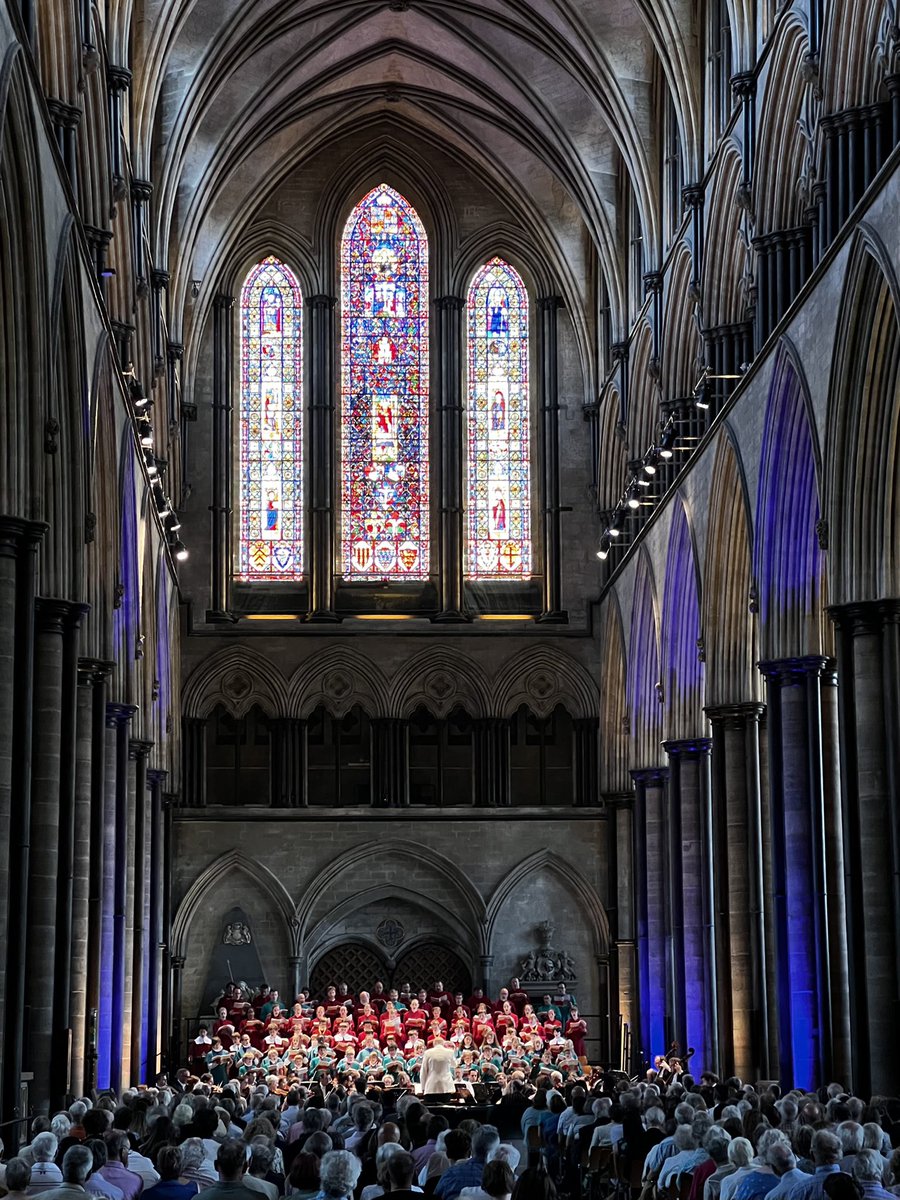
[
  {"left": 129, "top": 740, "right": 152, "bottom": 1084},
  {"left": 289, "top": 956, "right": 303, "bottom": 1005},
  {"left": 308, "top": 295, "right": 339, "bottom": 620},
  {"left": 105, "top": 702, "right": 137, "bottom": 1092},
  {"left": 759, "top": 656, "right": 842, "bottom": 1089},
  {"left": 70, "top": 660, "right": 100, "bottom": 1096},
  {"left": 663, "top": 739, "right": 716, "bottom": 1075},
  {"left": 182, "top": 716, "right": 207, "bottom": 806},
  {"left": 372, "top": 719, "right": 409, "bottom": 806},
  {"left": 0, "top": 518, "right": 45, "bottom": 1150},
  {"left": 145, "top": 769, "right": 167, "bottom": 1082},
  {"left": 828, "top": 601, "right": 900, "bottom": 1095},
  {"left": 705, "top": 703, "right": 769, "bottom": 1081},
  {"left": 605, "top": 791, "right": 636, "bottom": 1069},
  {"left": 170, "top": 954, "right": 186, "bottom": 1070},
  {"left": 479, "top": 955, "right": 495, "bottom": 997},
  {"left": 475, "top": 718, "right": 510, "bottom": 806},
  {"left": 631, "top": 768, "right": 669, "bottom": 1065},
  {"left": 574, "top": 718, "right": 600, "bottom": 806},
  {"left": 537, "top": 296, "right": 566, "bottom": 623},
  {"left": 434, "top": 295, "right": 467, "bottom": 621},
  {"left": 83, "top": 660, "right": 112, "bottom": 1094},
  {"left": 272, "top": 718, "right": 306, "bottom": 806},
  {"left": 210, "top": 293, "right": 235, "bottom": 618},
  {"left": 161, "top": 794, "right": 175, "bottom": 1072}
]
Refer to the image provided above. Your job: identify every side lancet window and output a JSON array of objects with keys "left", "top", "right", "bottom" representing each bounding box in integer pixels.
[
  {"left": 465, "top": 257, "right": 532, "bottom": 579},
  {"left": 237, "top": 257, "right": 304, "bottom": 580},
  {"left": 340, "top": 184, "right": 429, "bottom": 579}
]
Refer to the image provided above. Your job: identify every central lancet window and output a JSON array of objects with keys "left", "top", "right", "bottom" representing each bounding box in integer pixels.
[
  {"left": 340, "top": 184, "right": 430, "bottom": 579},
  {"left": 237, "top": 257, "right": 304, "bottom": 580},
  {"left": 465, "top": 257, "right": 532, "bottom": 578}
]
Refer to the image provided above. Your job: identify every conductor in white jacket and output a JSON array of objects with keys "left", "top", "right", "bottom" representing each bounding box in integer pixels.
[{"left": 419, "top": 1034, "right": 457, "bottom": 1096}]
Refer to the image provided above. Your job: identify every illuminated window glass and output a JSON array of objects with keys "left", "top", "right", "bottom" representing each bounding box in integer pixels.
[
  {"left": 465, "top": 258, "right": 531, "bottom": 578},
  {"left": 237, "top": 257, "right": 303, "bottom": 580},
  {"left": 340, "top": 184, "right": 429, "bottom": 579}
]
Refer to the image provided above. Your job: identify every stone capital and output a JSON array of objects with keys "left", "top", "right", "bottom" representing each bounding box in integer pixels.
[
  {"left": 682, "top": 182, "right": 705, "bottom": 209},
  {"left": 435, "top": 294, "right": 465, "bottom": 312},
  {"left": 309, "top": 294, "right": 337, "bottom": 311},
  {"left": 704, "top": 702, "right": 766, "bottom": 730},
  {"left": 538, "top": 295, "right": 565, "bottom": 313},
  {"left": 147, "top": 768, "right": 168, "bottom": 787},
  {"left": 106, "top": 64, "right": 132, "bottom": 94},
  {"left": 129, "top": 738, "right": 154, "bottom": 761},
  {"left": 106, "top": 701, "right": 138, "bottom": 729},
  {"left": 34, "top": 597, "right": 88, "bottom": 635},
  {"left": 78, "top": 657, "right": 114, "bottom": 687},
  {"left": 602, "top": 790, "right": 635, "bottom": 810},
  {"left": 630, "top": 767, "right": 669, "bottom": 785},
  {"left": 731, "top": 70, "right": 756, "bottom": 100},
  {"left": 758, "top": 655, "right": 835, "bottom": 687},
  {"left": 662, "top": 737, "right": 712, "bottom": 759},
  {"left": 0, "top": 515, "right": 48, "bottom": 559},
  {"left": 828, "top": 599, "right": 900, "bottom": 637}
]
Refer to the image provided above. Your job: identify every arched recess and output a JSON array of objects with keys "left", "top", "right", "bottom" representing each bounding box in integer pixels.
[
  {"left": 113, "top": 430, "right": 140, "bottom": 702},
  {"left": 294, "top": 840, "right": 486, "bottom": 952},
  {"left": 288, "top": 645, "right": 390, "bottom": 720},
  {"left": 485, "top": 849, "right": 609, "bottom": 955},
  {"left": 0, "top": 48, "right": 47, "bottom": 523},
  {"left": 701, "top": 144, "right": 746, "bottom": 328},
  {"left": 182, "top": 645, "right": 290, "bottom": 719},
  {"left": 84, "top": 341, "right": 119, "bottom": 662},
  {"left": 820, "top": 0, "right": 891, "bottom": 113},
  {"left": 304, "top": 884, "right": 478, "bottom": 980},
  {"left": 625, "top": 322, "right": 657, "bottom": 460},
  {"left": 753, "top": 19, "right": 809, "bottom": 236},
  {"left": 755, "top": 342, "right": 827, "bottom": 660},
  {"left": 826, "top": 233, "right": 900, "bottom": 605},
  {"left": 41, "top": 219, "right": 87, "bottom": 601},
  {"left": 628, "top": 549, "right": 663, "bottom": 767},
  {"left": 76, "top": 23, "right": 113, "bottom": 236},
  {"left": 493, "top": 645, "right": 599, "bottom": 721},
  {"left": 389, "top": 646, "right": 490, "bottom": 719},
  {"left": 596, "top": 384, "right": 628, "bottom": 513},
  {"left": 599, "top": 593, "right": 630, "bottom": 793},
  {"left": 154, "top": 548, "right": 174, "bottom": 761},
  {"left": 661, "top": 496, "right": 705, "bottom": 740},
  {"left": 703, "top": 428, "right": 760, "bottom": 704},
  {"left": 661, "top": 245, "right": 700, "bottom": 401},
  {"left": 171, "top": 849, "right": 297, "bottom": 959}
]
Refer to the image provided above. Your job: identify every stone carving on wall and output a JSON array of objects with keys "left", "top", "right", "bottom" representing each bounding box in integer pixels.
[
  {"left": 520, "top": 920, "right": 577, "bottom": 983},
  {"left": 223, "top": 921, "right": 252, "bottom": 946},
  {"left": 376, "top": 918, "right": 405, "bottom": 949},
  {"left": 222, "top": 670, "right": 252, "bottom": 702}
]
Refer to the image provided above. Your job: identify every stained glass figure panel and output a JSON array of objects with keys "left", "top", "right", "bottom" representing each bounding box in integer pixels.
[
  {"left": 465, "top": 258, "right": 532, "bottom": 578},
  {"left": 341, "top": 184, "right": 429, "bottom": 579},
  {"left": 237, "top": 257, "right": 304, "bottom": 580}
]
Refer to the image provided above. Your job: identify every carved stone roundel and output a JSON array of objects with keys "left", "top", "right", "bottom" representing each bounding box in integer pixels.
[
  {"left": 526, "top": 669, "right": 557, "bottom": 701},
  {"left": 222, "top": 670, "right": 252, "bottom": 702},
  {"left": 323, "top": 670, "right": 353, "bottom": 701},
  {"left": 376, "top": 918, "right": 405, "bottom": 950},
  {"left": 424, "top": 671, "right": 456, "bottom": 702}
]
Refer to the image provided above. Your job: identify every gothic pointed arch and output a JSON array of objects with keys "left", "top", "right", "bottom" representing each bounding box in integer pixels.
[
  {"left": 628, "top": 549, "right": 663, "bottom": 766},
  {"left": 493, "top": 645, "right": 598, "bottom": 721},
  {"left": 182, "top": 646, "right": 290, "bottom": 719},
  {"left": 701, "top": 144, "right": 746, "bottom": 328},
  {"left": 755, "top": 341, "right": 827, "bottom": 659},
  {"left": 171, "top": 849, "right": 297, "bottom": 958},
  {"left": 485, "top": 850, "right": 609, "bottom": 956},
  {"left": 753, "top": 17, "right": 809, "bottom": 236},
  {"left": 826, "top": 229, "right": 900, "bottom": 605},
  {"left": 703, "top": 427, "right": 760, "bottom": 704},
  {"left": 287, "top": 645, "right": 390, "bottom": 720},
  {"left": 599, "top": 592, "right": 630, "bottom": 792},
  {"left": 661, "top": 495, "right": 705, "bottom": 740},
  {"left": 389, "top": 647, "right": 491, "bottom": 719}
]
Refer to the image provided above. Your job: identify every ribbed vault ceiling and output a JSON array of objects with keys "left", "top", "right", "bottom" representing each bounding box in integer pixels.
[{"left": 131, "top": 0, "right": 700, "bottom": 358}]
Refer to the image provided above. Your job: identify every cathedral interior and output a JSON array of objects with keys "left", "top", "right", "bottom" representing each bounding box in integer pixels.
[{"left": 0, "top": 0, "right": 899, "bottom": 1134}]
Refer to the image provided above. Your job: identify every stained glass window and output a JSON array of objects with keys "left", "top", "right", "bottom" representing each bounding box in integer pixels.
[
  {"left": 341, "top": 184, "right": 429, "bottom": 579},
  {"left": 237, "top": 257, "right": 303, "bottom": 580},
  {"left": 465, "top": 258, "right": 532, "bottom": 578}
]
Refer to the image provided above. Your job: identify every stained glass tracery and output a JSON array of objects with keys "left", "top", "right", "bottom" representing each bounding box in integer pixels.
[
  {"left": 341, "top": 184, "right": 429, "bottom": 579},
  {"left": 237, "top": 257, "right": 303, "bottom": 580},
  {"left": 465, "top": 258, "right": 532, "bottom": 578}
]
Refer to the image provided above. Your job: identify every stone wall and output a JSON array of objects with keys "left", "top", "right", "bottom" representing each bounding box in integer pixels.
[{"left": 172, "top": 813, "right": 609, "bottom": 1058}]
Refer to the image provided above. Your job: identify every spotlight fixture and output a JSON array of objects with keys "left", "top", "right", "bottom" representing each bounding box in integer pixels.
[
  {"left": 627, "top": 481, "right": 641, "bottom": 509},
  {"left": 140, "top": 430, "right": 153, "bottom": 448},
  {"left": 169, "top": 519, "right": 182, "bottom": 533},
  {"left": 637, "top": 477, "right": 651, "bottom": 487},
  {"left": 147, "top": 462, "right": 158, "bottom": 479},
  {"left": 694, "top": 385, "right": 710, "bottom": 410},
  {"left": 643, "top": 453, "right": 658, "bottom": 475},
  {"left": 173, "top": 540, "right": 188, "bottom": 561},
  {"left": 597, "top": 536, "right": 610, "bottom": 561},
  {"left": 608, "top": 506, "right": 623, "bottom": 536}
]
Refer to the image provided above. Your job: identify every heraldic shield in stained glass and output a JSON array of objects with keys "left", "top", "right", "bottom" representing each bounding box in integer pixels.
[
  {"left": 465, "top": 258, "right": 532, "bottom": 579},
  {"left": 341, "top": 184, "right": 430, "bottom": 579},
  {"left": 237, "top": 257, "right": 304, "bottom": 580}
]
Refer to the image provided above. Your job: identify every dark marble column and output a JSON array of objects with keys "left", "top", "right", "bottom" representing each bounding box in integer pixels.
[
  {"left": 605, "top": 791, "right": 636, "bottom": 1069},
  {"left": 574, "top": 718, "right": 599, "bottom": 806},
  {"left": 434, "top": 295, "right": 467, "bottom": 621},
  {"left": 271, "top": 718, "right": 306, "bottom": 806},
  {"left": 706, "top": 703, "right": 770, "bottom": 1080},
  {"left": 537, "top": 296, "right": 566, "bottom": 623},
  {"left": 829, "top": 601, "right": 900, "bottom": 1095},
  {"left": 104, "top": 701, "right": 137, "bottom": 1092},
  {"left": 759, "top": 656, "right": 842, "bottom": 1089},
  {"left": 83, "top": 660, "right": 113, "bottom": 1094},
  {"left": 0, "top": 517, "right": 45, "bottom": 1150},
  {"left": 210, "top": 293, "right": 235, "bottom": 618},
  {"left": 631, "top": 768, "right": 669, "bottom": 1066},
  {"left": 182, "top": 716, "right": 207, "bottom": 806},
  {"left": 145, "top": 769, "right": 167, "bottom": 1082},
  {"left": 475, "top": 718, "right": 510, "bottom": 806},
  {"left": 372, "top": 719, "right": 409, "bottom": 806},
  {"left": 129, "top": 740, "right": 153, "bottom": 1084},
  {"left": 662, "top": 739, "right": 716, "bottom": 1073},
  {"left": 170, "top": 954, "right": 186, "bottom": 1070},
  {"left": 308, "top": 295, "right": 339, "bottom": 620}
]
